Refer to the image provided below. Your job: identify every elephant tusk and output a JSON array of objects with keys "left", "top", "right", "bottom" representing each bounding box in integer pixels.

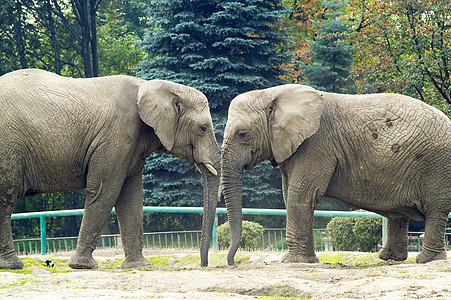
[
  {"left": 195, "top": 163, "right": 202, "bottom": 173},
  {"left": 204, "top": 163, "right": 218, "bottom": 176}
]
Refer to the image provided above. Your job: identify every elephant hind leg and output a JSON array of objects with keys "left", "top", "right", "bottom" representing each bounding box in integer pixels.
[
  {"left": 415, "top": 207, "right": 449, "bottom": 263},
  {"left": 378, "top": 216, "right": 409, "bottom": 261},
  {"left": 0, "top": 208, "right": 24, "bottom": 269},
  {"left": 0, "top": 172, "right": 24, "bottom": 269}
]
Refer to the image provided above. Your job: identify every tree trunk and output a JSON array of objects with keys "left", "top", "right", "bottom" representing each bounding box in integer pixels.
[
  {"left": 76, "top": 0, "right": 93, "bottom": 77},
  {"left": 46, "top": 0, "right": 61, "bottom": 74},
  {"left": 89, "top": 0, "right": 100, "bottom": 77},
  {"left": 13, "top": 1, "right": 27, "bottom": 69}
]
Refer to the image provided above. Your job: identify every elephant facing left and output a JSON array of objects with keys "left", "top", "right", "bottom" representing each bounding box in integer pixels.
[{"left": 0, "top": 69, "right": 220, "bottom": 269}]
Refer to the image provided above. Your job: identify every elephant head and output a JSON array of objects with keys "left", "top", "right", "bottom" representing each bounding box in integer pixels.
[
  {"left": 137, "top": 80, "right": 220, "bottom": 267},
  {"left": 221, "top": 84, "right": 323, "bottom": 266}
]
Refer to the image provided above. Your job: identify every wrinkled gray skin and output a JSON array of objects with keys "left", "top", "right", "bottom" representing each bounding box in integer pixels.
[
  {"left": 0, "top": 69, "right": 220, "bottom": 269},
  {"left": 221, "top": 84, "right": 451, "bottom": 266}
]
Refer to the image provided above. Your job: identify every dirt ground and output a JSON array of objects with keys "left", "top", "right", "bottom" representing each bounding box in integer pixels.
[{"left": 1, "top": 250, "right": 450, "bottom": 300}]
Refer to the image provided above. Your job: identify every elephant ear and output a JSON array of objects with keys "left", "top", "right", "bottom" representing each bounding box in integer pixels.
[
  {"left": 269, "top": 84, "right": 324, "bottom": 163},
  {"left": 137, "top": 80, "right": 181, "bottom": 151}
]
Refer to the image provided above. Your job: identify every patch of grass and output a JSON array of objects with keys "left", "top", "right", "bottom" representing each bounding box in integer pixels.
[
  {"left": 318, "top": 252, "right": 387, "bottom": 268},
  {"left": 0, "top": 278, "right": 30, "bottom": 289},
  {"left": 256, "top": 297, "right": 310, "bottom": 300},
  {"left": 98, "top": 258, "right": 123, "bottom": 270},
  {"left": 0, "top": 257, "right": 72, "bottom": 274},
  {"left": 210, "top": 283, "right": 311, "bottom": 299},
  {"left": 177, "top": 254, "right": 201, "bottom": 267}
]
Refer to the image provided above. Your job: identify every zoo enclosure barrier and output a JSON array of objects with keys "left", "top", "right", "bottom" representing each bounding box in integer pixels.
[{"left": 11, "top": 207, "right": 451, "bottom": 255}]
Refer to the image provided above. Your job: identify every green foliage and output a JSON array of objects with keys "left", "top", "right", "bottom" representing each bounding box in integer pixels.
[
  {"left": 137, "top": 0, "right": 290, "bottom": 109},
  {"left": 326, "top": 215, "right": 382, "bottom": 252},
  {"left": 137, "top": 0, "right": 292, "bottom": 231},
  {"left": 97, "top": 2, "right": 146, "bottom": 76},
  {"left": 302, "top": 0, "right": 355, "bottom": 93},
  {"left": 217, "top": 221, "right": 265, "bottom": 250},
  {"left": 349, "top": 0, "right": 451, "bottom": 112},
  {"left": 279, "top": 0, "right": 325, "bottom": 83}
]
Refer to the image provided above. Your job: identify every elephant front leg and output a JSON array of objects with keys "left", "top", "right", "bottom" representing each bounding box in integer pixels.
[
  {"left": 282, "top": 204, "right": 319, "bottom": 264},
  {"left": 114, "top": 175, "right": 150, "bottom": 269},
  {"left": 378, "top": 216, "right": 409, "bottom": 261}
]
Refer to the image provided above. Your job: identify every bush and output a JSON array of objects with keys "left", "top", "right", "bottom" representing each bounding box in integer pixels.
[
  {"left": 326, "top": 215, "right": 382, "bottom": 252},
  {"left": 217, "top": 221, "right": 264, "bottom": 250}
]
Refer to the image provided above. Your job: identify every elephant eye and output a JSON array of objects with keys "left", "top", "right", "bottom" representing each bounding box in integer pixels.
[
  {"left": 238, "top": 131, "right": 248, "bottom": 139},
  {"left": 200, "top": 125, "right": 207, "bottom": 135}
]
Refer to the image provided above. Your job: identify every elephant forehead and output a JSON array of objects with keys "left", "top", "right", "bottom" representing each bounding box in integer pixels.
[{"left": 229, "top": 92, "right": 264, "bottom": 115}]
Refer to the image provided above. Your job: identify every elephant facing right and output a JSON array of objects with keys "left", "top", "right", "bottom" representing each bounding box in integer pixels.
[{"left": 221, "top": 84, "right": 451, "bottom": 266}]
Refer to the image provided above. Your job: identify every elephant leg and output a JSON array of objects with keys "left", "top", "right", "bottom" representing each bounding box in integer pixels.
[
  {"left": 114, "top": 174, "right": 150, "bottom": 269},
  {"left": 68, "top": 176, "right": 123, "bottom": 269},
  {"left": 282, "top": 204, "right": 319, "bottom": 263},
  {"left": 378, "top": 216, "right": 409, "bottom": 261},
  {"left": 0, "top": 208, "right": 23, "bottom": 269},
  {"left": 416, "top": 209, "right": 449, "bottom": 263}
]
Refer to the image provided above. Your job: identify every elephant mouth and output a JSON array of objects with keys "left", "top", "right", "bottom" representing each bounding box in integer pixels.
[{"left": 244, "top": 149, "right": 259, "bottom": 170}]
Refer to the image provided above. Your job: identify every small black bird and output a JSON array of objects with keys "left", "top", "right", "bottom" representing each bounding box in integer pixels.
[{"left": 45, "top": 260, "right": 54, "bottom": 267}]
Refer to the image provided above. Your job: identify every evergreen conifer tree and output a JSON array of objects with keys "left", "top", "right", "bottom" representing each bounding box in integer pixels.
[
  {"left": 302, "top": 0, "right": 355, "bottom": 93},
  {"left": 137, "top": 0, "right": 290, "bottom": 227}
]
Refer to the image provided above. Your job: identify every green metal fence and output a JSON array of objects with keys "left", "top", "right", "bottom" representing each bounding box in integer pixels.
[{"left": 11, "top": 207, "right": 451, "bottom": 255}]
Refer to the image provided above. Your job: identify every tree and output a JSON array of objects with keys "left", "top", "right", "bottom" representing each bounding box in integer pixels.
[
  {"left": 280, "top": 0, "right": 325, "bottom": 83},
  {"left": 302, "top": 0, "right": 355, "bottom": 93},
  {"left": 137, "top": 0, "right": 290, "bottom": 227},
  {"left": 0, "top": 0, "right": 104, "bottom": 77},
  {"left": 349, "top": 0, "right": 451, "bottom": 114},
  {"left": 4, "top": 0, "right": 145, "bottom": 238},
  {"left": 96, "top": 0, "right": 146, "bottom": 76}
]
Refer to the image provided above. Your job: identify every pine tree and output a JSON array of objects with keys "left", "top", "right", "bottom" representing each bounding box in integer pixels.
[
  {"left": 137, "top": 0, "right": 290, "bottom": 227},
  {"left": 302, "top": 0, "right": 355, "bottom": 93}
]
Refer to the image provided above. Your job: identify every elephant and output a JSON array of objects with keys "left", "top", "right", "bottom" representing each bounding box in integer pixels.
[
  {"left": 221, "top": 84, "right": 451, "bottom": 266},
  {"left": 0, "top": 69, "right": 220, "bottom": 269}
]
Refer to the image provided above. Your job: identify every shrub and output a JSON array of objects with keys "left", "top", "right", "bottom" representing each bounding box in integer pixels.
[
  {"left": 217, "top": 221, "right": 264, "bottom": 250},
  {"left": 326, "top": 214, "right": 382, "bottom": 252}
]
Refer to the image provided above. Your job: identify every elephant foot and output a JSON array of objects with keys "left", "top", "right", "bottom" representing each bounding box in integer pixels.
[
  {"left": 415, "top": 250, "right": 447, "bottom": 264},
  {"left": 0, "top": 254, "right": 24, "bottom": 269},
  {"left": 68, "top": 252, "right": 98, "bottom": 269},
  {"left": 281, "top": 253, "right": 319, "bottom": 264},
  {"left": 378, "top": 246, "right": 408, "bottom": 261},
  {"left": 121, "top": 255, "right": 151, "bottom": 269}
]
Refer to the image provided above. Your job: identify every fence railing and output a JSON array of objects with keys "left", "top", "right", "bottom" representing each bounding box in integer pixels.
[{"left": 11, "top": 207, "right": 451, "bottom": 255}]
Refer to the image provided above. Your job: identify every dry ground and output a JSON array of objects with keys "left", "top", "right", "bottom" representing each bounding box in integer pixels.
[{"left": 0, "top": 250, "right": 450, "bottom": 299}]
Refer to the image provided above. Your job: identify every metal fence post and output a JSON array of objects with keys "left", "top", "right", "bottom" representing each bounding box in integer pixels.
[
  {"left": 211, "top": 213, "right": 219, "bottom": 250},
  {"left": 40, "top": 215, "right": 47, "bottom": 255}
]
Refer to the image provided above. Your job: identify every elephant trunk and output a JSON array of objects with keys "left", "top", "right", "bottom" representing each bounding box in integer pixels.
[
  {"left": 199, "top": 149, "right": 220, "bottom": 267},
  {"left": 221, "top": 145, "right": 244, "bottom": 266}
]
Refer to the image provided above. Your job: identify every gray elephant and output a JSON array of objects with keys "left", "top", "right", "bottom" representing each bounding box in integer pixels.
[
  {"left": 0, "top": 69, "right": 220, "bottom": 269},
  {"left": 221, "top": 84, "right": 451, "bottom": 266}
]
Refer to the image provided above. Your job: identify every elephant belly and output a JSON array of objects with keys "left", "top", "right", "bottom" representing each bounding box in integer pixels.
[
  {"left": 325, "top": 175, "right": 423, "bottom": 219},
  {"left": 22, "top": 152, "right": 87, "bottom": 195}
]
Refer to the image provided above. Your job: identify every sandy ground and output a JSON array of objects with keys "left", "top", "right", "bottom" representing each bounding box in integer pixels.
[{"left": 0, "top": 250, "right": 450, "bottom": 300}]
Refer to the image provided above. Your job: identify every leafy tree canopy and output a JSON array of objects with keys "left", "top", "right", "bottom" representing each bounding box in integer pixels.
[{"left": 349, "top": 0, "right": 451, "bottom": 114}]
